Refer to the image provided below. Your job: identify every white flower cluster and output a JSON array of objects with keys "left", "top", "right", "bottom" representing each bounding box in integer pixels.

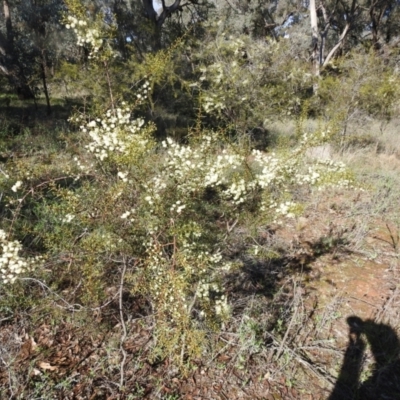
[
  {"left": 158, "top": 136, "right": 209, "bottom": 193},
  {"left": 158, "top": 136, "right": 256, "bottom": 205},
  {"left": 135, "top": 80, "right": 150, "bottom": 101},
  {"left": 65, "top": 15, "right": 102, "bottom": 58},
  {"left": 200, "top": 62, "right": 229, "bottom": 114},
  {"left": 300, "top": 129, "right": 332, "bottom": 147},
  {"left": 11, "top": 180, "right": 22, "bottom": 192},
  {"left": 295, "top": 159, "right": 351, "bottom": 188},
  {"left": 296, "top": 165, "right": 321, "bottom": 185},
  {"left": 199, "top": 37, "right": 250, "bottom": 115},
  {"left": 77, "top": 100, "right": 150, "bottom": 161},
  {"left": 142, "top": 132, "right": 353, "bottom": 224},
  {"left": 197, "top": 280, "right": 229, "bottom": 316},
  {"left": 170, "top": 200, "right": 186, "bottom": 214},
  {"left": 202, "top": 93, "right": 226, "bottom": 114},
  {"left": 117, "top": 171, "right": 129, "bottom": 182},
  {"left": 250, "top": 150, "right": 281, "bottom": 188},
  {"left": 215, "top": 295, "right": 229, "bottom": 315},
  {"left": 120, "top": 208, "right": 135, "bottom": 222},
  {"left": 0, "top": 230, "right": 41, "bottom": 284},
  {"left": 197, "top": 281, "right": 219, "bottom": 299},
  {"left": 274, "top": 201, "right": 297, "bottom": 219},
  {"left": 266, "top": 130, "right": 355, "bottom": 190},
  {"left": 62, "top": 213, "right": 75, "bottom": 223},
  {"left": 73, "top": 156, "right": 93, "bottom": 173}
]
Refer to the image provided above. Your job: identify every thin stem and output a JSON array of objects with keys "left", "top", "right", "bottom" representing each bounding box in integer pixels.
[
  {"left": 119, "top": 257, "right": 128, "bottom": 389},
  {"left": 18, "top": 277, "right": 119, "bottom": 312},
  {"left": 104, "top": 60, "right": 115, "bottom": 113}
]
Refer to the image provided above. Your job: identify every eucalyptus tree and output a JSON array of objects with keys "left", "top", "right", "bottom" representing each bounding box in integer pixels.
[{"left": 308, "top": 0, "right": 399, "bottom": 72}]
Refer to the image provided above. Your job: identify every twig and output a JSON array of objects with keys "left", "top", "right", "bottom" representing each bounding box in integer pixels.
[
  {"left": 104, "top": 60, "right": 115, "bottom": 112},
  {"left": 119, "top": 257, "right": 128, "bottom": 389},
  {"left": 0, "top": 166, "right": 9, "bottom": 177},
  {"left": 276, "top": 278, "right": 300, "bottom": 360},
  {"left": 224, "top": 0, "right": 241, "bottom": 13},
  {"left": 353, "top": 248, "right": 399, "bottom": 259},
  {"left": 0, "top": 356, "right": 14, "bottom": 397},
  {"left": 0, "top": 316, "right": 14, "bottom": 323},
  {"left": 180, "top": 332, "right": 186, "bottom": 366},
  {"left": 18, "top": 277, "right": 119, "bottom": 312},
  {"left": 266, "top": 331, "right": 335, "bottom": 386},
  {"left": 374, "top": 285, "right": 400, "bottom": 323},
  {"left": 19, "top": 277, "right": 82, "bottom": 310},
  {"left": 348, "top": 295, "right": 380, "bottom": 309},
  {"left": 297, "top": 345, "right": 342, "bottom": 354},
  {"left": 226, "top": 218, "right": 238, "bottom": 234},
  {"left": 179, "top": 285, "right": 199, "bottom": 366},
  {"left": 386, "top": 222, "right": 399, "bottom": 251}
]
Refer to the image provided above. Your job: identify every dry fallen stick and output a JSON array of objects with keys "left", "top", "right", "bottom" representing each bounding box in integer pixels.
[
  {"left": 266, "top": 331, "right": 336, "bottom": 387},
  {"left": 119, "top": 257, "right": 129, "bottom": 389},
  {"left": 276, "top": 278, "right": 301, "bottom": 360},
  {"left": 374, "top": 285, "right": 400, "bottom": 323}
]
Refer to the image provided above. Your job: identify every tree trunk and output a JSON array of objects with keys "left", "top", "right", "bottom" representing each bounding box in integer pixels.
[
  {"left": 143, "top": 0, "right": 158, "bottom": 22},
  {"left": 41, "top": 50, "right": 51, "bottom": 115},
  {"left": 142, "top": 0, "right": 182, "bottom": 28},
  {"left": 0, "top": 0, "right": 35, "bottom": 99},
  {"left": 369, "top": 0, "right": 389, "bottom": 51},
  {"left": 323, "top": 22, "right": 350, "bottom": 67},
  {"left": 309, "top": 0, "right": 320, "bottom": 92}
]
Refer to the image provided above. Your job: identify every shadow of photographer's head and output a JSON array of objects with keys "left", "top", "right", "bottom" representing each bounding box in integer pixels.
[
  {"left": 346, "top": 315, "right": 400, "bottom": 366},
  {"left": 328, "top": 315, "right": 400, "bottom": 399}
]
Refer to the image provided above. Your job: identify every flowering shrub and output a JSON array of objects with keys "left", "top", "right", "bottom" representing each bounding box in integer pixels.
[
  {"left": 1, "top": 95, "right": 353, "bottom": 363},
  {"left": 65, "top": 108, "right": 353, "bottom": 342},
  {"left": 0, "top": 6, "right": 355, "bottom": 368}
]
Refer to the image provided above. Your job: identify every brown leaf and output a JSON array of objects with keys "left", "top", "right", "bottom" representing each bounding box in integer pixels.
[
  {"left": 162, "top": 386, "right": 173, "bottom": 394},
  {"left": 18, "top": 337, "right": 38, "bottom": 360},
  {"left": 30, "top": 337, "right": 38, "bottom": 351},
  {"left": 38, "top": 361, "right": 58, "bottom": 371}
]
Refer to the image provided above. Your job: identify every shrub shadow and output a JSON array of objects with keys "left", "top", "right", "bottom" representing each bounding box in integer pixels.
[{"left": 225, "top": 226, "right": 351, "bottom": 303}]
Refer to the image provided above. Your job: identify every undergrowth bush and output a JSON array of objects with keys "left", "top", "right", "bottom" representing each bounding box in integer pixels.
[{"left": 317, "top": 53, "right": 400, "bottom": 143}]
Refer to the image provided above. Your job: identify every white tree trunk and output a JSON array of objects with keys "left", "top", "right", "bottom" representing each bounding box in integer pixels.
[{"left": 309, "top": 0, "right": 320, "bottom": 92}]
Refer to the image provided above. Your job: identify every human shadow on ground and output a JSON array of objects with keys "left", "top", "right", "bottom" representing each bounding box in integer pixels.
[{"left": 329, "top": 316, "right": 400, "bottom": 400}]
